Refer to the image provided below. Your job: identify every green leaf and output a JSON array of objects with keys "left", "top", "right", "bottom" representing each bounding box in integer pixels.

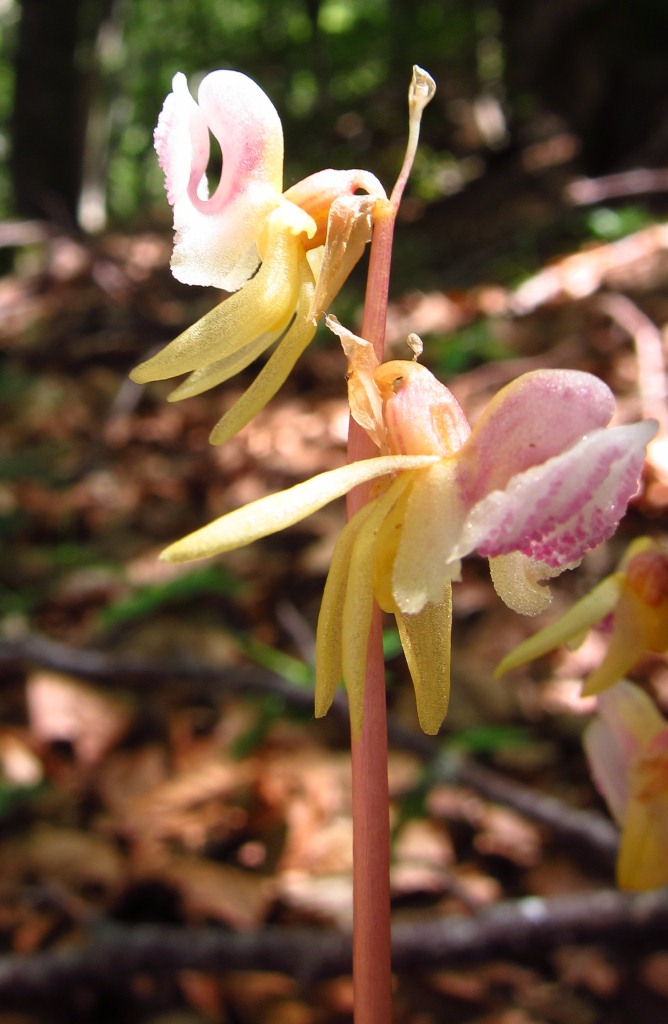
[
  {"left": 444, "top": 724, "right": 533, "bottom": 755},
  {"left": 236, "top": 634, "right": 314, "bottom": 688},
  {"left": 586, "top": 205, "right": 653, "bottom": 242},
  {"left": 98, "top": 565, "right": 241, "bottom": 629}
]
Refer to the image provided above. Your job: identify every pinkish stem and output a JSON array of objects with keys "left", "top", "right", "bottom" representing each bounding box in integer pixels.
[
  {"left": 344, "top": 69, "right": 435, "bottom": 1021},
  {"left": 345, "top": 202, "right": 401, "bottom": 1024}
]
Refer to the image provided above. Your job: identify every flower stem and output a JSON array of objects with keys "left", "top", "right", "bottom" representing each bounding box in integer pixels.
[
  {"left": 349, "top": 605, "right": 392, "bottom": 1023},
  {"left": 345, "top": 69, "right": 435, "bottom": 1022},
  {"left": 346, "top": 206, "right": 396, "bottom": 1023}
]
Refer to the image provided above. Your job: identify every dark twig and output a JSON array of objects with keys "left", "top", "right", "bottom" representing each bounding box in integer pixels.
[
  {"left": 0, "top": 631, "right": 323, "bottom": 713},
  {"left": 437, "top": 751, "right": 619, "bottom": 868},
  {"left": 0, "top": 888, "right": 667, "bottom": 1004}
]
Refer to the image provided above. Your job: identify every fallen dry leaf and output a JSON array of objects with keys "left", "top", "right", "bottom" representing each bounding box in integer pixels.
[
  {"left": 26, "top": 671, "right": 133, "bottom": 765},
  {"left": 154, "top": 853, "right": 274, "bottom": 929}
]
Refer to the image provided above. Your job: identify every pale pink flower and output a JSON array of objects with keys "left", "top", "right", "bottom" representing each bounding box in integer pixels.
[
  {"left": 157, "top": 320, "right": 655, "bottom": 734},
  {"left": 131, "top": 70, "right": 386, "bottom": 444},
  {"left": 584, "top": 681, "right": 668, "bottom": 890}
]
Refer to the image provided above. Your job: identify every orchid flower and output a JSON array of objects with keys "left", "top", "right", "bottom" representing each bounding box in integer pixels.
[
  {"left": 130, "top": 70, "right": 387, "bottom": 444},
  {"left": 496, "top": 537, "right": 668, "bottom": 694},
  {"left": 584, "top": 680, "right": 668, "bottom": 890},
  {"left": 158, "top": 318, "right": 655, "bottom": 735}
]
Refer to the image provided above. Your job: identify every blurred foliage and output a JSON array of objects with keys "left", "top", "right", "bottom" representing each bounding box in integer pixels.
[
  {"left": 110, "top": 0, "right": 485, "bottom": 223},
  {"left": 97, "top": 564, "right": 241, "bottom": 630},
  {"left": 0, "top": 0, "right": 491, "bottom": 225},
  {"left": 3, "top": 0, "right": 668, "bottom": 292},
  {"left": 234, "top": 633, "right": 314, "bottom": 688},
  {"left": 428, "top": 319, "right": 509, "bottom": 376},
  {"left": 0, "top": 0, "right": 18, "bottom": 215},
  {"left": 584, "top": 204, "right": 654, "bottom": 242},
  {"left": 443, "top": 724, "right": 534, "bottom": 755}
]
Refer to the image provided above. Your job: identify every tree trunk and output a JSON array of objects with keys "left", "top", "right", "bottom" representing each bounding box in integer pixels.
[{"left": 10, "top": 0, "right": 113, "bottom": 224}]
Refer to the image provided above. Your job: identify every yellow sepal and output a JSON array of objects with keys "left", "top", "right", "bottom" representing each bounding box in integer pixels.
[
  {"left": 161, "top": 455, "right": 437, "bottom": 563},
  {"left": 314, "top": 502, "right": 376, "bottom": 722},
  {"left": 131, "top": 212, "right": 303, "bottom": 383},
  {"left": 395, "top": 588, "right": 452, "bottom": 735},
  {"left": 342, "top": 476, "right": 414, "bottom": 738},
  {"left": 495, "top": 574, "right": 622, "bottom": 678}
]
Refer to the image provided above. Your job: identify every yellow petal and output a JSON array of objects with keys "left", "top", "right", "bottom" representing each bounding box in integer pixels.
[
  {"left": 326, "top": 314, "right": 385, "bottom": 449},
  {"left": 167, "top": 329, "right": 278, "bottom": 401},
  {"left": 617, "top": 788, "right": 668, "bottom": 890},
  {"left": 488, "top": 551, "right": 566, "bottom": 616},
  {"left": 283, "top": 167, "right": 386, "bottom": 248},
  {"left": 581, "top": 596, "right": 648, "bottom": 696},
  {"left": 395, "top": 587, "right": 452, "bottom": 734},
  {"left": 208, "top": 254, "right": 316, "bottom": 444},
  {"left": 160, "top": 455, "right": 437, "bottom": 563},
  {"left": 495, "top": 574, "right": 622, "bottom": 678},
  {"left": 374, "top": 482, "right": 413, "bottom": 612},
  {"left": 308, "top": 195, "right": 376, "bottom": 322},
  {"left": 130, "top": 211, "right": 303, "bottom": 383},
  {"left": 315, "top": 503, "right": 375, "bottom": 720},
  {"left": 342, "top": 476, "right": 413, "bottom": 738},
  {"left": 392, "top": 460, "right": 465, "bottom": 614}
]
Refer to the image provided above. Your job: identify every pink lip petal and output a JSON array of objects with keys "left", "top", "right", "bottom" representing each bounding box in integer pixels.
[
  {"left": 155, "top": 71, "right": 285, "bottom": 292},
  {"left": 457, "top": 369, "right": 616, "bottom": 503},
  {"left": 196, "top": 70, "right": 284, "bottom": 211},
  {"left": 154, "top": 73, "right": 210, "bottom": 209},
  {"left": 461, "top": 420, "right": 657, "bottom": 567}
]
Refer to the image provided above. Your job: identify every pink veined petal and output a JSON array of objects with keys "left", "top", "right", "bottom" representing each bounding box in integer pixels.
[
  {"left": 460, "top": 420, "right": 657, "bottom": 568},
  {"left": 596, "top": 682, "right": 665, "bottom": 764},
  {"left": 457, "top": 369, "right": 617, "bottom": 503},
  {"left": 155, "top": 70, "right": 285, "bottom": 292},
  {"left": 197, "top": 70, "right": 284, "bottom": 208},
  {"left": 377, "top": 362, "right": 470, "bottom": 458},
  {"left": 155, "top": 73, "right": 210, "bottom": 211}
]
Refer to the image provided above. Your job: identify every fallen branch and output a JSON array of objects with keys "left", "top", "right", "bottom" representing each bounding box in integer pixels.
[
  {"left": 0, "top": 888, "right": 666, "bottom": 1003},
  {"left": 435, "top": 752, "right": 619, "bottom": 870},
  {"left": 0, "top": 630, "right": 320, "bottom": 712}
]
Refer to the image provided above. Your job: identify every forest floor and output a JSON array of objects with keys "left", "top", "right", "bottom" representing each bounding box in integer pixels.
[{"left": 1, "top": 159, "right": 668, "bottom": 1023}]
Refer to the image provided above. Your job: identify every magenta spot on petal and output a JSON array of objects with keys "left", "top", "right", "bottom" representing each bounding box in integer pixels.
[{"left": 475, "top": 440, "right": 644, "bottom": 568}]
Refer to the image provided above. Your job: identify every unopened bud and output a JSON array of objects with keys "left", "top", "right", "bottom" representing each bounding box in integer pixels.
[{"left": 409, "top": 66, "right": 436, "bottom": 119}]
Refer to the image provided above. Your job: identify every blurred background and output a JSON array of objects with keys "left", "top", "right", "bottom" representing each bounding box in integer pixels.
[
  {"left": 1, "top": 2, "right": 668, "bottom": 1022},
  {"left": 4, "top": 0, "right": 668, "bottom": 273}
]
